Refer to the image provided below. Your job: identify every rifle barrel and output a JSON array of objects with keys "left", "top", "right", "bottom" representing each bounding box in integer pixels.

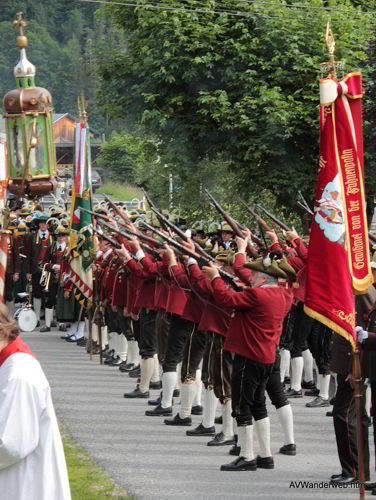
[{"left": 256, "top": 205, "right": 291, "bottom": 232}]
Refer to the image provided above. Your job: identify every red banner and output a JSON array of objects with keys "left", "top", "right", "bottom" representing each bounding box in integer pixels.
[{"left": 305, "top": 72, "right": 372, "bottom": 347}]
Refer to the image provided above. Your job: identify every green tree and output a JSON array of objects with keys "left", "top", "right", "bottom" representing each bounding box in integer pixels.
[
  {"left": 96, "top": 131, "right": 158, "bottom": 182},
  {"left": 97, "top": 0, "right": 373, "bottom": 211}
]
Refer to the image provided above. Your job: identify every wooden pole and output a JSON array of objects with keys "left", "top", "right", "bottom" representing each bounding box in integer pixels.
[{"left": 352, "top": 341, "right": 365, "bottom": 497}]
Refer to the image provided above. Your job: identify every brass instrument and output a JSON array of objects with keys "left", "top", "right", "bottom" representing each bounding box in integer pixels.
[{"left": 39, "top": 263, "right": 51, "bottom": 292}]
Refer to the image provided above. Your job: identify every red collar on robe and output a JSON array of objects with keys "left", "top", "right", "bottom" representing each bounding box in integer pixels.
[{"left": 0, "top": 336, "right": 34, "bottom": 367}]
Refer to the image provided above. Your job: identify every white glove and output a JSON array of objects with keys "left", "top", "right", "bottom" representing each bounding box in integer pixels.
[{"left": 355, "top": 326, "right": 368, "bottom": 343}]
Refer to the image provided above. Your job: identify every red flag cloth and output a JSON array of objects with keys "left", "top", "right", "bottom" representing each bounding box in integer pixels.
[{"left": 305, "top": 72, "right": 372, "bottom": 348}]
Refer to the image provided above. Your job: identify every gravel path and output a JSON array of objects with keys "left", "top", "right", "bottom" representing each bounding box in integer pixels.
[{"left": 23, "top": 330, "right": 369, "bottom": 500}]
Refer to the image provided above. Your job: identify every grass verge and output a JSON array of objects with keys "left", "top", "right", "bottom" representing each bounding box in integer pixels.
[
  {"left": 97, "top": 182, "right": 143, "bottom": 201},
  {"left": 61, "top": 426, "right": 135, "bottom": 500}
]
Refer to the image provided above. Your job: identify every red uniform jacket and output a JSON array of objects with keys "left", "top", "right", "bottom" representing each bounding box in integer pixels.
[
  {"left": 188, "top": 263, "right": 231, "bottom": 335},
  {"left": 141, "top": 254, "right": 170, "bottom": 310},
  {"left": 212, "top": 277, "right": 289, "bottom": 364},
  {"left": 112, "top": 265, "right": 128, "bottom": 307},
  {"left": 270, "top": 238, "right": 307, "bottom": 303},
  {"left": 170, "top": 264, "right": 204, "bottom": 324}
]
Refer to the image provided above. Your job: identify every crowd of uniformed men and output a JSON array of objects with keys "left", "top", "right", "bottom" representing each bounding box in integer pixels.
[{"left": 3, "top": 201, "right": 376, "bottom": 484}]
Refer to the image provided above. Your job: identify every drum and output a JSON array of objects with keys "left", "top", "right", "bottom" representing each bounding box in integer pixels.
[{"left": 14, "top": 307, "right": 38, "bottom": 332}]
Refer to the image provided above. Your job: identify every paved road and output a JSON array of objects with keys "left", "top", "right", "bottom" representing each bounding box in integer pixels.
[{"left": 23, "top": 330, "right": 368, "bottom": 500}]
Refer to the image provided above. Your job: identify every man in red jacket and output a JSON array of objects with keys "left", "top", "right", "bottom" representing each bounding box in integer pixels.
[{"left": 204, "top": 234, "right": 289, "bottom": 471}]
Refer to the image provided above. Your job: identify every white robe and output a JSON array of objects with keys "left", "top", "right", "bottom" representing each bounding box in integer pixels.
[{"left": 0, "top": 353, "right": 71, "bottom": 500}]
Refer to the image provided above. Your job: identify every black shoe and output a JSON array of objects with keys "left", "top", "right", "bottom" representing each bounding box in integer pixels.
[
  {"left": 148, "top": 392, "right": 162, "bottom": 406},
  {"left": 256, "top": 455, "right": 274, "bottom": 469},
  {"left": 60, "top": 333, "right": 74, "bottom": 340},
  {"left": 306, "top": 396, "right": 330, "bottom": 408},
  {"left": 365, "top": 482, "right": 376, "bottom": 491},
  {"left": 279, "top": 444, "right": 296, "bottom": 456},
  {"left": 207, "top": 432, "right": 235, "bottom": 446},
  {"left": 124, "top": 387, "right": 149, "bottom": 398},
  {"left": 304, "top": 388, "right": 320, "bottom": 397},
  {"left": 104, "top": 356, "right": 116, "bottom": 365},
  {"left": 40, "top": 325, "right": 51, "bottom": 332},
  {"left": 285, "top": 388, "right": 303, "bottom": 398},
  {"left": 326, "top": 411, "right": 333, "bottom": 417},
  {"left": 51, "top": 321, "right": 57, "bottom": 328},
  {"left": 129, "top": 366, "right": 141, "bottom": 378},
  {"left": 145, "top": 404, "right": 172, "bottom": 416},
  {"left": 186, "top": 423, "right": 215, "bottom": 436},
  {"left": 220, "top": 456, "right": 257, "bottom": 471},
  {"left": 149, "top": 381, "right": 162, "bottom": 390},
  {"left": 173, "top": 389, "right": 180, "bottom": 398},
  {"left": 103, "top": 349, "right": 115, "bottom": 359},
  {"left": 109, "top": 356, "right": 123, "bottom": 366},
  {"left": 301, "top": 380, "right": 316, "bottom": 390},
  {"left": 229, "top": 444, "right": 241, "bottom": 456},
  {"left": 164, "top": 413, "right": 192, "bottom": 426},
  {"left": 215, "top": 415, "right": 223, "bottom": 425},
  {"left": 330, "top": 473, "right": 343, "bottom": 480},
  {"left": 66, "top": 336, "right": 80, "bottom": 343},
  {"left": 330, "top": 474, "right": 356, "bottom": 485},
  {"left": 191, "top": 405, "right": 203, "bottom": 416},
  {"left": 120, "top": 362, "right": 136, "bottom": 373}
]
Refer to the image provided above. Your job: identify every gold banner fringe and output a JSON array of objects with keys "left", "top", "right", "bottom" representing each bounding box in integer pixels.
[{"left": 304, "top": 305, "right": 356, "bottom": 352}]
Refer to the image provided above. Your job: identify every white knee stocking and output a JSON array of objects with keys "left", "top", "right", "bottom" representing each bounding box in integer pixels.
[
  {"left": 161, "top": 371, "right": 177, "bottom": 409},
  {"left": 192, "top": 369, "right": 202, "bottom": 407},
  {"left": 254, "top": 417, "right": 272, "bottom": 458},
  {"left": 202, "top": 388, "right": 218, "bottom": 428},
  {"left": 237, "top": 425, "right": 254, "bottom": 461},
  {"left": 222, "top": 399, "right": 234, "bottom": 438},
  {"left": 179, "top": 383, "right": 196, "bottom": 419},
  {"left": 302, "top": 349, "right": 313, "bottom": 383},
  {"left": 318, "top": 374, "right": 331, "bottom": 400},
  {"left": 139, "top": 358, "right": 155, "bottom": 393},
  {"left": 280, "top": 349, "right": 291, "bottom": 382},
  {"left": 290, "top": 357, "right": 304, "bottom": 391},
  {"left": 276, "top": 404, "right": 295, "bottom": 446}
]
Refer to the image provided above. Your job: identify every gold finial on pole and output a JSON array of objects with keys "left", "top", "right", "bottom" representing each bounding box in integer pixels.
[
  {"left": 78, "top": 93, "right": 88, "bottom": 124},
  {"left": 13, "top": 12, "right": 28, "bottom": 49},
  {"left": 320, "top": 21, "right": 343, "bottom": 80},
  {"left": 325, "top": 22, "right": 335, "bottom": 57}
]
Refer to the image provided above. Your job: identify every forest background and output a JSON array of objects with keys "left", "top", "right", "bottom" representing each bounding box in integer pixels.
[{"left": 0, "top": 0, "right": 375, "bottom": 229}]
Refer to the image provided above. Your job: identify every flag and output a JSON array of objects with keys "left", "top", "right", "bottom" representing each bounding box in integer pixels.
[
  {"left": 68, "top": 121, "right": 94, "bottom": 307},
  {"left": 304, "top": 72, "right": 372, "bottom": 348}
]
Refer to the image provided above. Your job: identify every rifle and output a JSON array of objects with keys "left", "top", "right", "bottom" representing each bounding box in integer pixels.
[
  {"left": 297, "top": 191, "right": 314, "bottom": 216},
  {"left": 96, "top": 217, "right": 165, "bottom": 251},
  {"left": 141, "top": 221, "right": 242, "bottom": 291},
  {"left": 92, "top": 227, "right": 121, "bottom": 249},
  {"left": 239, "top": 200, "right": 271, "bottom": 238},
  {"left": 205, "top": 190, "right": 259, "bottom": 258},
  {"left": 114, "top": 223, "right": 162, "bottom": 258},
  {"left": 369, "top": 232, "right": 376, "bottom": 244},
  {"left": 102, "top": 193, "right": 131, "bottom": 226},
  {"left": 149, "top": 205, "right": 215, "bottom": 261},
  {"left": 142, "top": 189, "right": 170, "bottom": 232},
  {"left": 256, "top": 205, "right": 291, "bottom": 232}
]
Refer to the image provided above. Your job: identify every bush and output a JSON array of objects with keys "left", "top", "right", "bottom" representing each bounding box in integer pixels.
[{"left": 96, "top": 182, "right": 143, "bottom": 201}]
